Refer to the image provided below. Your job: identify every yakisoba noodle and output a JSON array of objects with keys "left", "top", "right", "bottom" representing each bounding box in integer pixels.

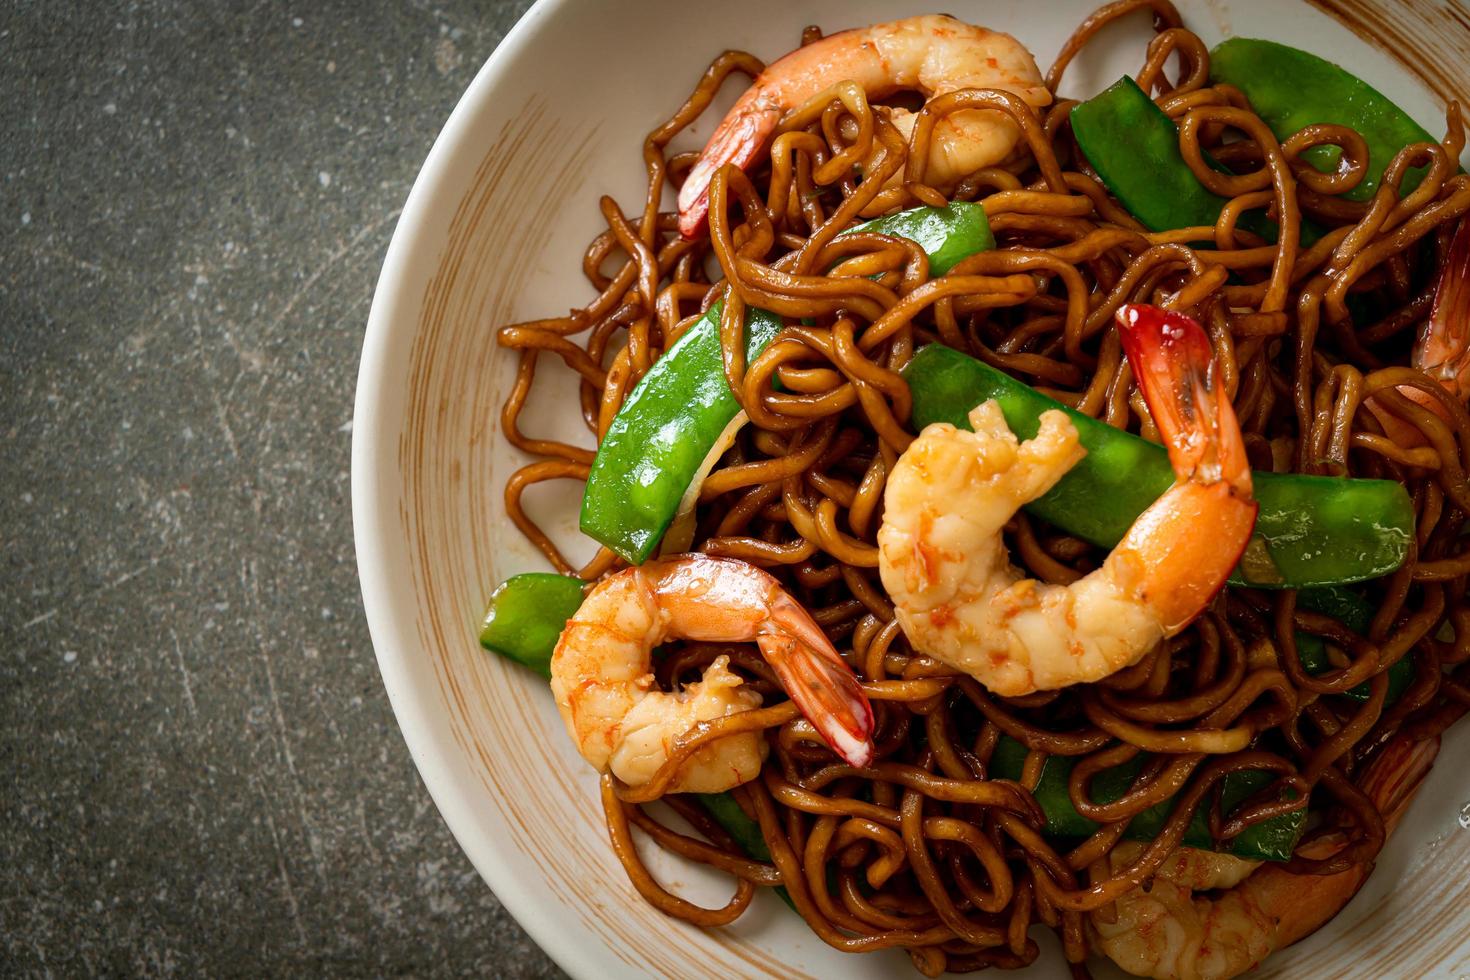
[{"left": 493, "top": 1, "right": 1470, "bottom": 975}]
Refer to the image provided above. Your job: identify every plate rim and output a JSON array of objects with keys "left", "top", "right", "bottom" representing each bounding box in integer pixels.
[{"left": 351, "top": 1, "right": 1470, "bottom": 976}]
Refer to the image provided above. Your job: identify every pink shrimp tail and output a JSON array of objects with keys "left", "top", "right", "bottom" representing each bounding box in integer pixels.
[
  {"left": 649, "top": 554, "right": 875, "bottom": 766},
  {"left": 1113, "top": 304, "right": 1258, "bottom": 629},
  {"left": 1359, "top": 733, "right": 1440, "bottom": 834},
  {"left": 676, "top": 106, "right": 776, "bottom": 239},
  {"left": 757, "top": 596, "right": 875, "bottom": 768},
  {"left": 676, "top": 28, "right": 858, "bottom": 239},
  {"left": 1414, "top": 216, "right": 1470, "bottom": 402},
  {"left": 1117, "top": 304, "right": 1253, "bottom": 495},
  {"left": 1363, "top": 218, "right": 1470, "bottom": 443}
]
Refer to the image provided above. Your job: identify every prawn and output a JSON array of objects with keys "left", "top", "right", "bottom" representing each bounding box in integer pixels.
[
  {"left": 549, "top": 554, "right": 874, "bottom": 794},
  {"left": 1367, "top": 216, "right": 1470, "bottom": 446},
  {"left": 877, "top": 304, "right": 1258, "bottom": 697},
  {"left": 1089, "top": 733, "right": 1442, "bottom": 980},
  {"left": 676, "top": 14, "right": 1052, "bottom": 238}
]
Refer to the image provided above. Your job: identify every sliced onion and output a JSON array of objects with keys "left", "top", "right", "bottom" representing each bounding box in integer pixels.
[{"left": 659, "top": 411, "right": 749, "bottom": 557}]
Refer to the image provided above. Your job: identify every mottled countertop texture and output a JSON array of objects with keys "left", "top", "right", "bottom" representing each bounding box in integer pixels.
[{"left": 2, "top": 1, "right": 564, "bottom": 974}]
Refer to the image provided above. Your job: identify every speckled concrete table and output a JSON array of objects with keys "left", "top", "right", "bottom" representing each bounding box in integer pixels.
[{"left": 1, "top": 2, "right": 565, "bottom": 974}]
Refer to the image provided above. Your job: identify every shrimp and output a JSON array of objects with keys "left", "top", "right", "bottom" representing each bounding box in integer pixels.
[
  {"left": 676, "top": 14, "right": 1052, "bottom": 238},
  {"left": 1089, "top": 733, "right": 1442, "bottom": 980},
  {"left": 1367, "top": 216, "right": 1470, "bottom": 446},
  {"left": 877, "top": 304, "right": 1258, "bottom": 697},
  {"left": 549, "top": 554, "right": 874, "bottom": 794}
]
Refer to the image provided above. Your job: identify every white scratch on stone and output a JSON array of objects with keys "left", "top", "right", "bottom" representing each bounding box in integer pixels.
[
  {"left": 23, "top": 608, "right": 57, "bottom": 629},
  {"left": 103, "top": 562, "right": 154, "bottom": 592},
  {"left": 317, "top": 170, "right": 330, "bottom": 188},
  {"left": 168, "top": 629, "right": 198, "bottom": 719},
  {"left": 263, "top": 209, "right": 400, "bottom": 339},
  {"left": 244, "top": 557, "right": 328, "bottom": 887},
  {"left": 355, "top": 799, "right": 383, "bottom": 865},
  {"left": 71, "top": 560, "right": 161, "bottom": 611},
  {"left": 258, "top": 791, "right": 308, "bottom": 946},
  {"left": 211, "top": 387, "right": 239, "bottom": 459},
  {"left": 260, "top": 653, "right": 299, "bottom": 784}
]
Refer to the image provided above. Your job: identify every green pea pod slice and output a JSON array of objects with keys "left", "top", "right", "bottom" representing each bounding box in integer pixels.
[
  {"left": 1294, "top": 632, "right": 1414, "bottom": 705},
  {"left": 1072, "top": 75, "right": 1290, "bottom": 243},
  {"left": 582, "top": 203, "right": 994, "bottom": 564},
  {"left": 580, "top": 300, "right": 781, "bottom": 564},
  {"left": 1072, "top": 76, "right": 1231, "bottom": 233},
  {"left": 477, "top": 573, "right": 586, "bottom": 679},
  {"left": 905, "top": 343, "right": 1414, "bottom": 588},
  {"left": 1295, "top": 585, "right": 1414, "bottom": 705},
  {"left": 845, "top": 201, "right": 995, "bottom": 275},
  {"left": 1209, "top": 37, "right": 1440, "bottom": 202}
]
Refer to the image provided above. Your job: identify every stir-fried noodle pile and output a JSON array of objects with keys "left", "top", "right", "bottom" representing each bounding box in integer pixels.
[{"left": 494, "top": 2, "right": 1470, "bottom": 974}]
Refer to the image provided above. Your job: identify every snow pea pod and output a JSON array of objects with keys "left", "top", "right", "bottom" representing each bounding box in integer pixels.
[
  {"left": 579, "top": 300, "right": 782, "bottom": 564},
  {"left": 1071, "top": 75, "right": 1289, "bottom": 243},
  {"left": 1071, "top": 76, "right": 1231, "bottom": 233},
  {"left": 846, "top": 200, "right": 995, "bottom": 276},
  {"left": 477, "top": 572, "right": 586, "bottom": 679},
  {"left": 905, "top": 343, "right": 1414, "bottom": 588},
  {"left": 581, "top": 203, "right": 994, "bottom": 564},
  {"left": 1209, "top": 37, "right": 1441, "bottom": 202}
]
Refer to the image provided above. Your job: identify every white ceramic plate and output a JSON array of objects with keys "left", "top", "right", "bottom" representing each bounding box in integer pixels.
[{"left": 353, "top": 1, "right": 1470, "bottom": 975}]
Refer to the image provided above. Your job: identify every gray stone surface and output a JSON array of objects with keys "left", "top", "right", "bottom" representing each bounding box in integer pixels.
[{"left": 1, "top": 1, "right": 564, "bottom": 975}]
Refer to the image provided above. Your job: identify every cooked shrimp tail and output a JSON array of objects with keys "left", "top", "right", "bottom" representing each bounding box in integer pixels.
[
  {"left": 1114, "top": 303, "right": 1258, "bottom": 631},
  {"left": 1414, "top": 215, "right": 1470, "bottom": 403},
  {"left": 551, "top": 554, "right": 874, "bottom": 793},
  {"left": 752, "top": 587, "right": 875, "bottom": 768},
  {"left": 1367, "top": 216, "right": 1470, "bottom": 443},
  {"left": 1118, "top": 303, "right": 1252, "bottom": 493},
  {"left": 1353, "top": 731, "right": 1441, "bottom": 837},
  {"left": 676, "top": 72, "right": 794, "bottom": 239}
]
